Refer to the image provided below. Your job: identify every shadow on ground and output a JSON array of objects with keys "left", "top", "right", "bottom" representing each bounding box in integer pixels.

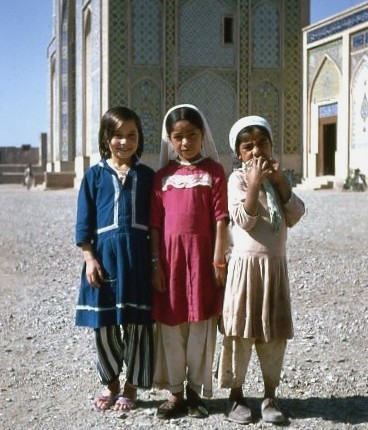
[
  {"left": 281, "top": 396, "right": 368, "bottom": 424},
  {"left": 139, "top": 396, "right": 368, "bottom": 426}
]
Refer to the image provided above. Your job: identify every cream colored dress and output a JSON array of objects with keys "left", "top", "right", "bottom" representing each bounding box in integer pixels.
[{"left": 223, "top": 169, "right": 305, "bottom": 342}]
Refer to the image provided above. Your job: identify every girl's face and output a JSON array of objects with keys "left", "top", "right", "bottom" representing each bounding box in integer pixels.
[
  {"left": 238, "top": 128, "right": 272, "bottom": 163},
  {"left": 169, "top": 120, "right": 203, "bottom": 162},
  {"left": 108, "top": 120, "right": 139, "bottom": 163}
]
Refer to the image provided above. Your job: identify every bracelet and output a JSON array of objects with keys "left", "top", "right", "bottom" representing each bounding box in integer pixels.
[{"left": 213, "top": 261, "right": 227, "bottom": 269}]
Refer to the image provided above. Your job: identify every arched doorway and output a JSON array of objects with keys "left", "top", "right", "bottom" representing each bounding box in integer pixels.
[{"left": 318, "top": 104, "right": 337, "bottom": 175}]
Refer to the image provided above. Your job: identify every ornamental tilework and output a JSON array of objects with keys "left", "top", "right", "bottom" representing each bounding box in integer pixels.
[
  {"left": 352, "top": 59, "right": 368, "bottom": 149},
  {"left": 312, "top": 58, "right": 340, "bottom": 103},
  {"left": 308, "top": 41, "right": 342, "bottom": 86},
  {"left": 179, "top": 0, "right": 235, "bottom": 67},
  {"left": 164, "top": 0, "right": 176, "bottom": 109},
  {"left": 251, "top": 81, "right": 280, "bottom": 154},
  {"left": 132, "top": 0, "right": 162, "bottom": 65},
  {"left": 283, "top": 0, "right": 303, "bottom": 155},
  {"left": 109, "top": 0, "right": 128, "bottom": 106},
  {"left": 131, "top": 79, "right": 162, "bottom": 154},
  {"left": 239, "top": 0, "right": 250, "bottom": 117},
  {"left": 49, "top": 0, "right": 305, "bottom": 177},
  {"left": 307, "top": 8, "right": 368, "bottom": 44},
  {"left": 252, "top": 1, "right": 280, "bottom": 69},
  {"left": 179, "top": 72, "right": 236, "bottom": 154}
]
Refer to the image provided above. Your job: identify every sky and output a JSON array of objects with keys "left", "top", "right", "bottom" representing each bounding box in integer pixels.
[{"left": 0, "top": 0, "right": 366, "bottom": 148}]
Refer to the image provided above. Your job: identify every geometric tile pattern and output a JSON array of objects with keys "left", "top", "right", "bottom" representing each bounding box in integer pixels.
[
  {"left": 108, "top": 0, "right": 128, "bottom": 106},
  {"left": 50, "top": 0, "right": 305, "bottom": 174},
  {"left": 239, "top": 0, "right": 250, "bottom": 117},
  {"left": 250, "top": 81, "right": 280, "bottom": 154},
  {"left": 252, "top": 2, "right": 279, "bottom": 68},
  {"left": 179, "top": 72, "right": 236, "bottom": 154},
  {"left": 164, "top": 0, "right": 176, "bottom": 109},
  {"left": 132, "top": 0, "right": 162, "bottom": 65},
  {"left": 131, "top": 79, "right": 162, "bottom": 153},
  {"left": 283, "top": 0, "right": 304, "bottom": 154},
  {"left": 179, "top": 0, "right": 234, "bottom": 67}
]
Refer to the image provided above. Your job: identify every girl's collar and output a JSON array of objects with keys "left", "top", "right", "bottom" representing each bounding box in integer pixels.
[{"left": 174, "top": 155, "right": 207, "bottom": 166}]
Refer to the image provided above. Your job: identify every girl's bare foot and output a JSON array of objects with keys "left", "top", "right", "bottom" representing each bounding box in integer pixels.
[
  {"left": 93, "top": 379, "right": 120, "bottom": 411},
  {"left": 114, "top": 381, "right": 137, "bottom": 411}
]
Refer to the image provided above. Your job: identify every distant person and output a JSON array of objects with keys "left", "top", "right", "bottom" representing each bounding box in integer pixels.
[
  {"left": 218, "top": 116, "right": 305, "bottom": 424},
  {"left": 23, "top": 163, "right": 34, "bottom": 189},
  {"left": 150, "top": 104, "right": 228, "bottom": 419},
  {"left": 75, "top": 106, "right": 154, "bottom": 412}
]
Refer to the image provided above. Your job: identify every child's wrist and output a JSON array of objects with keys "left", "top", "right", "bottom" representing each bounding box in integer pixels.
[{"left": 213, "top": 261, "right": 227, "bottom": 269}]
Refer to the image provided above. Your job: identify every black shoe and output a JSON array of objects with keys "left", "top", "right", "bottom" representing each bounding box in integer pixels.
[
  {"left": 157, "top": 400, "right": 187, "bottom": 419},
  {"left": 186, "top": 386, "right": 209, "bottom": 418}
]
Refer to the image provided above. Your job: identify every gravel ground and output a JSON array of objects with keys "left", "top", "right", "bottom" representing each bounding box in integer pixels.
[{"left": 0, "top": 184, "right": 367, "bottom": 430}]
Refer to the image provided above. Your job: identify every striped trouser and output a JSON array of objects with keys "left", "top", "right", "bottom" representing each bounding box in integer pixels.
[{"left": 94, "top": 324, "right": 154, "bottom": 388}]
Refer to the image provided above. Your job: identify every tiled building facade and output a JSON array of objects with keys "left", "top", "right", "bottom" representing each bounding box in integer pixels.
[
  {"left": 47, "top": 0, "right": 309, "bottom": 185},
  {"left": 303, "top": 3, "right": 368, "bottom": 185}
]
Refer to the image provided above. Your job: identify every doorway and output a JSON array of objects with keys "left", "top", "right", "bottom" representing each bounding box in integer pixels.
[{"left": 317, "top": 116, "right": 337, "bottom": 176}]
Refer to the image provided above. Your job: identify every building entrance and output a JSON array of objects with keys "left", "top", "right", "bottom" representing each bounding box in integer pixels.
[{"left": 318, "top": 116, "right": 337, "bottom": 176}]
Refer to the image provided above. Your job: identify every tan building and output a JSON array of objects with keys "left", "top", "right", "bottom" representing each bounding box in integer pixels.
[
  {"left": 303, "top": 2, "right": 368, "bottom": 188},
  {"left": 48, "top": 0, "right": 309, "bottom": 187}
]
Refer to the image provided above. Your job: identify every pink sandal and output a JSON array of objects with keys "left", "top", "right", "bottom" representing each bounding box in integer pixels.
[
  {"left": 93, "top": 393, "right": 118, "bottom": 412},
  {"left": 114, "top": 395, "right": 137, "bottom": 411}
]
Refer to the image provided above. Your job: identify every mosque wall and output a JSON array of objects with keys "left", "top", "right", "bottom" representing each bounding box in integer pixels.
[{"left": 48, "top": 0, "right": 307, "bottom": 184}]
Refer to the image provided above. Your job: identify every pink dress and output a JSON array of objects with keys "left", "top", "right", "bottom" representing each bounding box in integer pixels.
[{"left": 150, "top": 158, "right": 228, "bottom": 326}]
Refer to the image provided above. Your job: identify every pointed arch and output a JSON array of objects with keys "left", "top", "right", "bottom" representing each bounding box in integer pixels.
[{"left": 310, "top": 55, "right": 341, "bottom": 103}]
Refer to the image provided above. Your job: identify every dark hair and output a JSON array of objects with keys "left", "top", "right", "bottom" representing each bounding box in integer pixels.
[
  {"left": 98, "top": 106, "right": 144, "bottom": 159},
  {"left": 235, "top": 125, "right": 272, "bottom": 156},
  {"left": 165, "top": 106, "right": 204, "bottom": 136}
]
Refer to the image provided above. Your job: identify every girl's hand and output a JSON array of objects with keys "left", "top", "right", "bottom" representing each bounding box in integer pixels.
[
  {"left": 246, "top": 157, "right": 272, "bottom": 188},
  {"left": 267, "top": 158, "right": 284, "bottom": 184},
  {"left": 268, "top": 158, "right": 292, "bottom": 203},
  {"left": 85, "top": 258, "right": 104, "bottom": 288},
  {"left": 151, "top": 263, "right": 166, "bottom": 293},
  {"left": 213, "top": 262, "right": 227, "bottom": 289}
]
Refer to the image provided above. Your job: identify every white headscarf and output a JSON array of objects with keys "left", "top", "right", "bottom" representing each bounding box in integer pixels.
[
  {"left": 228, "top": 115, "right": 273, "bottom": 154},
  {"left": 229, "top": 115, "right": 283, "bottom": 232},
  {"left": 159, "top": 104, "right": 219, "bottom": 168}
]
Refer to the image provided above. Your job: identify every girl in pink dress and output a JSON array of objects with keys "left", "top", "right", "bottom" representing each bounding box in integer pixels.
[
  {"left": 218, "top": 116, "right": 305, "bottom": 424},
  {"left": 150, "top": 104, "right": 228, "bottom": 419}
]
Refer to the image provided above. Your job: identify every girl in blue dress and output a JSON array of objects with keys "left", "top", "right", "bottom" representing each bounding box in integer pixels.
[{"left": 75, "top": 106, "right": 154, "bottom": 412}]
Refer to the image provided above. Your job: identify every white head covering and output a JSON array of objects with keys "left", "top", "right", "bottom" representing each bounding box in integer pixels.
[
  {"left": 230, "top": 115, "right": 282, "bottom": 232},
  {"left": 159, "top": 104, "right": 219, "bottom": 168},
  {"left": 228, "top": 115, "right": 273, "bottom": 154}
]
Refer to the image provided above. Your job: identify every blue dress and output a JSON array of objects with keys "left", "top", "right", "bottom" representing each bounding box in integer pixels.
[{"left": 75, "top": 159, "right": 154, "bottom": 329}]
